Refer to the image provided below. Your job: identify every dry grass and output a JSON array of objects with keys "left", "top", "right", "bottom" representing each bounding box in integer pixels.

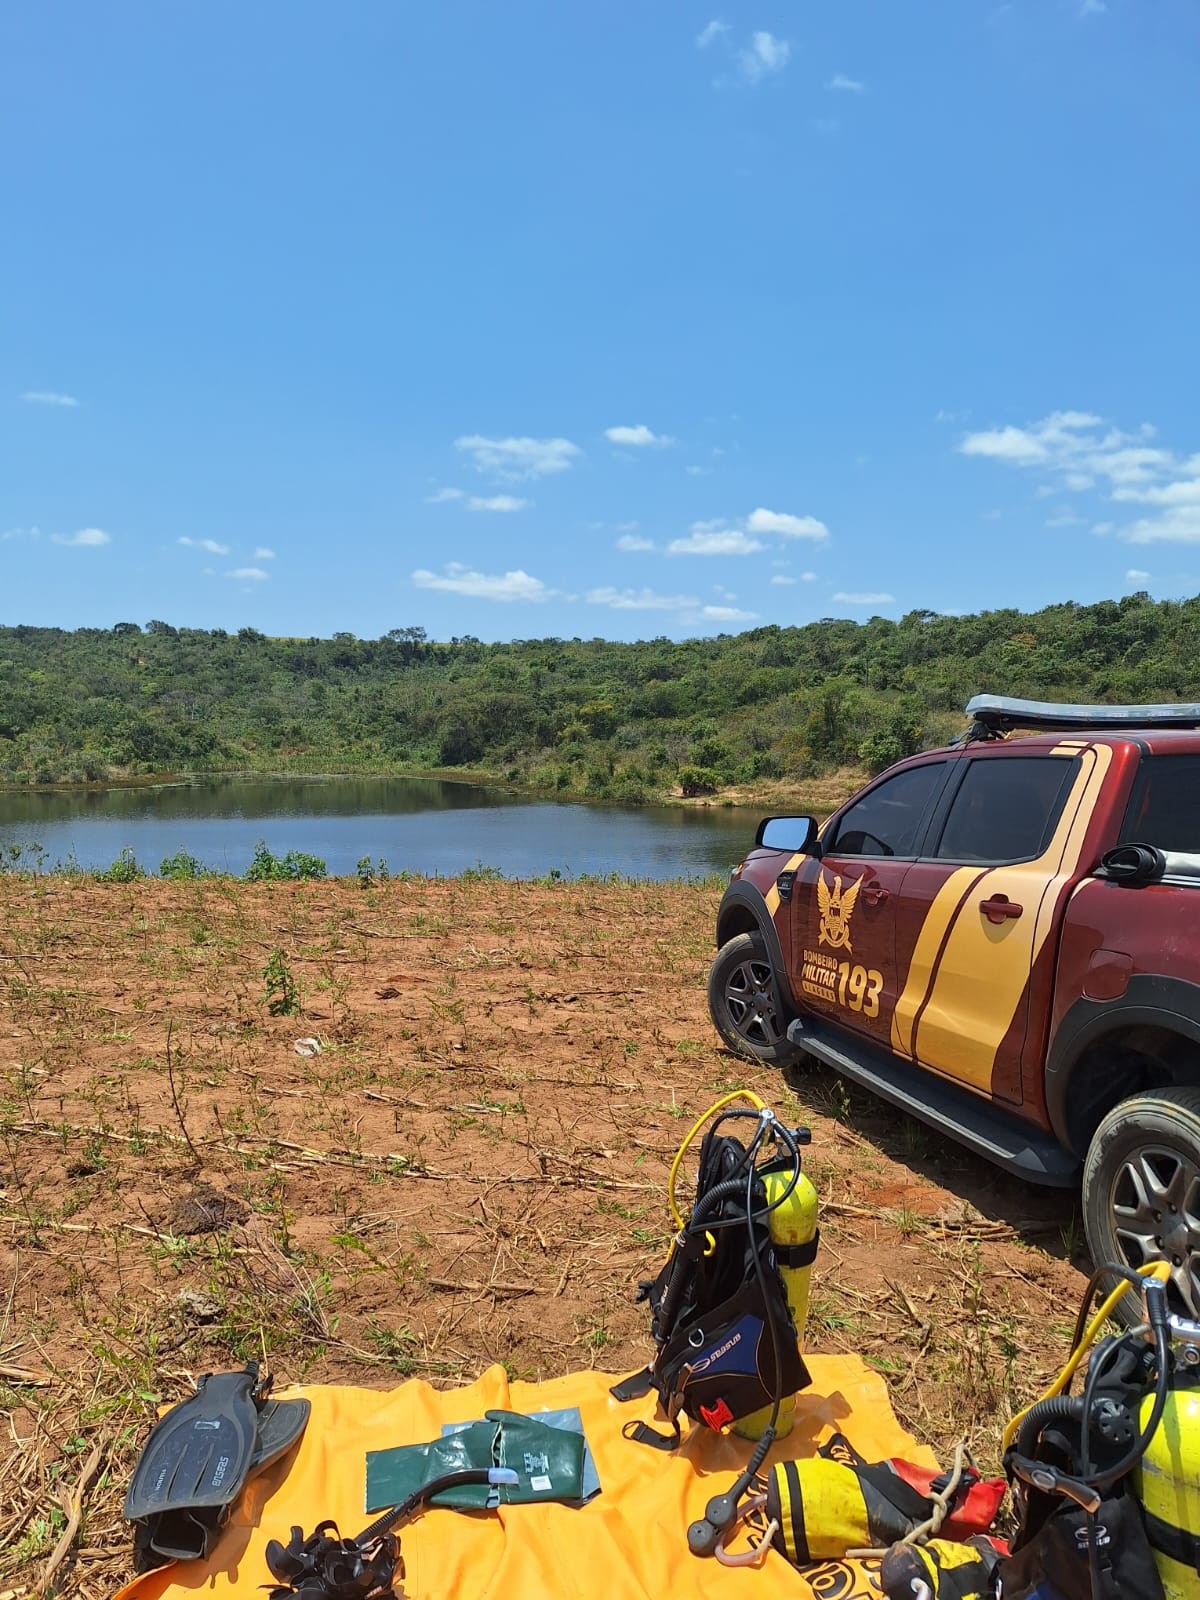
[{"left": 0, "top": 873, "right": 1089, "bottom": 1595}]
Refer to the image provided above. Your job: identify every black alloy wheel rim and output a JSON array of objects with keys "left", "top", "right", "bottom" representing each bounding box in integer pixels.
[
  {"left": 723, "top": 954, "right": 782, "bottom": 1051},
  {"left": 1110, "top": 1142, "right": 1200, "bottom": 1319}
]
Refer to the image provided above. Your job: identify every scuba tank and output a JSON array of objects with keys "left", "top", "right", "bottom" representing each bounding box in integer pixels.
[
  {"left": 732, "top": 1157, "right": 819, "bottom": 1442},
  {"left": 1135, "top": 1319, "right": 1200, "bottom": 1600}
]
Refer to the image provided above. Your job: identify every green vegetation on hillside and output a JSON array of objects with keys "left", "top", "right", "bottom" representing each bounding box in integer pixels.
[{"left": 1, "top": 592, "right": 1196, "bottom": 799}]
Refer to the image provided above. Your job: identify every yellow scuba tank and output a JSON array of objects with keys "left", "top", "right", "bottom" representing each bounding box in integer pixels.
[
  {"left": 1136, "top": 1344, "right": 1200, "bottom": 1600},
  {"left": 732, "top": 1159, "right": 819, "bottom": 1442}
]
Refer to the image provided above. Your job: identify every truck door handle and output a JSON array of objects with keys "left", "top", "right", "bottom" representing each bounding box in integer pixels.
[
  {"left": 863, "top": 885, "right": 889, "bottom": 907},
  {"left": 980, "top": 894, "right": 1023, "bottom": 924}
]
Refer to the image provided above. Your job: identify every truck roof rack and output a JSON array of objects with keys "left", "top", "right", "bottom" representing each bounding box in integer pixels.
[{"left": 964, "top": 695, "right": 1200, "bottom": 736}]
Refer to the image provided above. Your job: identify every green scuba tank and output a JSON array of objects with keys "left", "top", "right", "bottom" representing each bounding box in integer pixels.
[
  {"left": 732, "top": 1162, "right": 819, "bottom": 1442},
  {"left": 1136, "top": 1353, "right": 1200, "bottom": 1600}
]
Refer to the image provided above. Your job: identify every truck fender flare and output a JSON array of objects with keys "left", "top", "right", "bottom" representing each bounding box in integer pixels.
[
  {"left": 715, "top": 880, "right": 799, "bottom": 1016},
  {"left": 1046, "top": 974, "right": 1200, "bottom": 1151}
]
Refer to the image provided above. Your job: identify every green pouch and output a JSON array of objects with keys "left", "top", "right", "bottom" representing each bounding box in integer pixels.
[{"left": 365, "top": 1411, "right": 585, "bottom": 1514}]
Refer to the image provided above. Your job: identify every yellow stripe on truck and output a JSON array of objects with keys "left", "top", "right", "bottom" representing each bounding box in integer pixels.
[
  {"left": 890, "top": 867, "right": 988, "bottom": 1058},
  {"left": 909, "top": 743, "right": 1111, "bottom": 1091},
  {"left": 764, "top": 852, "right": 807, "bottom": 919}
]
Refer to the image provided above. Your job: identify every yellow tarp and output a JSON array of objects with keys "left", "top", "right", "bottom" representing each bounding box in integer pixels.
[{"left": 115, "top": 1355, "right": 935, "bottom": 1600}]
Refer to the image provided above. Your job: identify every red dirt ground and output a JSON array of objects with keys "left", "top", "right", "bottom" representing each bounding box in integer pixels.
[{"left": 0, "top": 875, "right": 1089, "bottom": 1595}]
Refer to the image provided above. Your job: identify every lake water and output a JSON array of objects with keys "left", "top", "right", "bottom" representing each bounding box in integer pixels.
[{"left": 0, "top": 776, "right": 767, "bottom": 880}]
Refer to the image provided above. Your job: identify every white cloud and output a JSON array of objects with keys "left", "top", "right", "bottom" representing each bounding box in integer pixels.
[
  {"left": 425, "top": 487, "right": 465, "bottom": 504},
  {"left": 1113, "top": 477, "right": 1200, "bottom": 507},
  {"left": 746, "top": 507, "right": 829, "bottom": 541},
  {"left": 467, "top": 494, "right": 530, "bottom": 513},
  {"left": 412, "top": 562, "right": 556, "bottom": 602},
  {"left": 1122, "top": 507, "right": 1200, "bottom": 546},
  {"left": 454, "top": 434, "right": 580, "bottom": 480},
  {"left": 770, "top": 575, "right": 796, "bottom": 586},
  {"left": 604, "top": 423, "right": 673, "bottom": 448},
  {"left": 696, "top": 19, "right": 729, "bottom": 48},
  {"left": 1078, "top": 0, "right": 1106, "bottom": 14},
  {"left": 587, "top": 586, "right": 697, "bottom": 612},
  {"left": 701, "top": 604, "right": 757, "bottom": 622},
  {"left": 226, "top": 566, "right": 269, "bottom": 581},
  {"left": 738, "top": 30, "right": 790, "bottom": 83},
  {"left": 20, "top": 390, "right": 78, "bottom": 407},
  {"left": 960, "top": 409, "right": 1200, "bottom": 544},
  {"left": 617, "top": 533, "right": 655, "bottom": 552},
  {"left": 179, "top": 536, "right": 230, "bottom": 555},
  {"left": 1092, "top": 522, "right": 1115, "bottom": 535},
  {"left": 686, "top": 465, "right": 712, "bottom": 477},
  {"left": 668, "top": 528, "right": 765, "bottom": 556},
  {"left": 801, "top": 570, "right": 818, "bottom": 581},
  {"left": 1126, "top": 569, "right": 1151, "bottom": 582},
  {"left": 1, "top": 525, "right": 41, "bottom": 542},
  {"left": 960, "top": 425, "right": 1050, "bottom": 466},
  {"left": 1044, "top": 511, "right": 1084, "bottom": 529},
  {"left": 833, "top": 591, "right": 895, "bottom": 605},
  {"left": 254, "top": 546, "right": 276, "bottom": 560},
  {"left": 828, "top": 73, "right": 864, "bottom": 92},
  {"left": 51, "top": 527, "right": 109, "bottom": 547}
]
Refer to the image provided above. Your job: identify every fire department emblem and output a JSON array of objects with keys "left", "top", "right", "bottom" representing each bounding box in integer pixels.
[{"left": 818, "top": 870, "right": 863, "bottom": 953}]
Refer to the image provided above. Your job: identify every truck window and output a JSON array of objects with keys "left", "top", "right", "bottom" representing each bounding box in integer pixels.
[
  {"left": 825, "top": 762, "right": 945, "bottom": 858},
  {"left": 1121, "top": 755, "right": 1200, "bottom": 853},
  {"left": 933, "top": 756, "right": 1077, "bottom": 864}
]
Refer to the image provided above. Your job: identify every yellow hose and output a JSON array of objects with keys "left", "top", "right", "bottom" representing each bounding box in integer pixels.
[
  {"left": 667, "top": 1088, "right": 766, "bottom": 1231},
  {"left": 1001, "top": 1258, "right": 1172, "bottom": 1453}
]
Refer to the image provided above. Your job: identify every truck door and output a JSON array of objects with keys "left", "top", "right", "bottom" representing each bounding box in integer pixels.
[
  {"left": 791, "top": 760, "right": 948, "bottom": 1047},
  {"left": 892, "top": 746, "right": 1110, "bottom": 1104}
]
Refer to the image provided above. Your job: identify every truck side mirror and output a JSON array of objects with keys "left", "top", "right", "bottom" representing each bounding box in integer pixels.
[
  {"left": 1098, "top": 843, "right": 1166, "bottom": 886},
  {"left": 755, "top": 815, "right": 821, "bottom": 856}
]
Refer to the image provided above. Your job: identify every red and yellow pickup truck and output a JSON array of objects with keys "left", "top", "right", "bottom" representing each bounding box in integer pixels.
[{"left": 710, "top": 696, "right": 1200, "bottom": 1315}]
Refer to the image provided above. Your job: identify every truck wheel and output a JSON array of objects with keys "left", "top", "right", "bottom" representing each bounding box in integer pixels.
[
  {"left": 707, "top": 933, "right": 798, "bottom": 1067},
  {"left": 1082, "top": 1087, "right": 1200, "bottom": 1323}
]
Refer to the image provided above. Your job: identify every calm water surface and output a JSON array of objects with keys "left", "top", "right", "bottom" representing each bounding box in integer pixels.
[{"left": 0, "top": 776, "right": 767, "bottom": 879}]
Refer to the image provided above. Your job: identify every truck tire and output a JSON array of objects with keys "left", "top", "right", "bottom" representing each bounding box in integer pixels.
[
  {"left": 1082, "top": 1086, "right": 1200, "bottom": 1324},
  {"left": 707, "top": 932, "right": 799, "bottom": 1067}
]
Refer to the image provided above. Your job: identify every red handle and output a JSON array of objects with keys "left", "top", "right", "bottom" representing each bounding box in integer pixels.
[
  {"left": 980, "top": 894, "right": 1023, "bottom": 924},
  {"left": 863, "top": 885, "right": 889, "bottom": 907}
]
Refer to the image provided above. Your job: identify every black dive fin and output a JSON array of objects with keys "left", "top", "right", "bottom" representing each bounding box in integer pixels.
[
  {"left": 124, "top": 1365, "right": 264, "bottom": 1525},
  {"left": 126, "top": 1365, "right": 313, "bottom": 1565},
  {"left": 137, "top": 1401, "right": 311, "bottom": 1563},
  {"left": 251, "top": 1398, "right": 312, "bottom": 1475}
]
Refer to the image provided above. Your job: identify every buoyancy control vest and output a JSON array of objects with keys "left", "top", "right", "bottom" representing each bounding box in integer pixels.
[{"left": 611, "top": 1094, "right": 816, "bottom": 1449}]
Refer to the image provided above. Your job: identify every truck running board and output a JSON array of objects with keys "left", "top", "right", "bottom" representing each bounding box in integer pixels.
[{"left": 786, "top": 1016, "right": 1079, "bottom": 1187}]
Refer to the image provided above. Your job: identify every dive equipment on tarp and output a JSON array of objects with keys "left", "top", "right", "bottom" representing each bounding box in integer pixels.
[
  {"left": 997, "top": 1260, "right": 1175, "bottom": 1600},
  {"left": 264, "top": 1467, "right": 518, "bottom": 1600},
  {"left": 612, "top": 1089, "right": 816, "bottom": 1449},
  {"left": 611, "top": 1089, "right": 817, "bottom": 1559},
  {"left": 364, "top": 1409, "right": 589, "bottom": 1512},
  {"left": 879, "top": 1534, "right": 1006, "bottom": 1600},
  {"left": 1135, "top": 1313, "right": 1200, "bottom": 1600},
  {"left": 123, "top": 1362, "right": 311, "bottom": 1566},
  {"left": 734, "top": 1154, "right": 820, "bottom": 1442},
  {"left": 713, "top": 1432, "right": 1003, "bottom": 1568}
]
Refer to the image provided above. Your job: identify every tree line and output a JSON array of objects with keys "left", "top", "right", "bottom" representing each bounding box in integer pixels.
[{"left": 1, "top": 592, "right": 1196, "bottom": 801}]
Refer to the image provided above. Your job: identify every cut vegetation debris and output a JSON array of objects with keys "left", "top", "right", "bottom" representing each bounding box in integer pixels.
[{"left": 1, "top": 874, "right": 1090, "bottom": 1593}]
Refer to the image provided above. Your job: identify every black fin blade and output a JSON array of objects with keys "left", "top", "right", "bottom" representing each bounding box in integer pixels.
[{"left": 124, "top": 1368, "right": 261, "bottom": 1521}]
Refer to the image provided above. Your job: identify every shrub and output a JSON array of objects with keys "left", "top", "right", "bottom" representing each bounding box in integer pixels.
[
  {"left": 160, "top": 849, "right": 214, "bottom": 879},
  {"left": 101, "top": 847, "right": 145, "bottom": 882},
  {"left": 678, "top": 765, "right": 720, "bottom": 798},
  {"left": 244, "top": 841, "right": 327, "bottom": 881},
  {"left": 263, "top": 949, "right": 301, "bottom": 1016}
]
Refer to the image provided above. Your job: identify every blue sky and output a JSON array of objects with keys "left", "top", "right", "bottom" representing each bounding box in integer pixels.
[{"left": 3, "top": 1, "right": 1199, "bottom": 643}]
